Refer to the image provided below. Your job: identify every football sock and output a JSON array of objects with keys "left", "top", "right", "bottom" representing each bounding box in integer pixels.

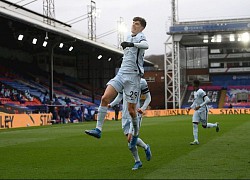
[
  {"left": 136, "top": 138, "right": 147, "bottom": 149},
  {"left": 132, "top": 117, "right": 139, "bottom": 136},
  {"left": 193, "top": 123, "right": 198, "bottom": 142},
  {"left": 207, "top": 123, "right": 217, "bottom": 128},
  {"left": 96, "top": 106, "right": 108, "bottom": 131},
  {"left": 128, "top": 143, "right": 140, "bottom": 162}
]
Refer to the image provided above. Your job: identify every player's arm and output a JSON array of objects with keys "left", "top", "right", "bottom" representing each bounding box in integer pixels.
[
  {"left": 188, "top": 101, "right": 195, "bottom": 110},
  {"left": 137, "top": 92, "right": 151, "bottom": 114},
  {"left": 134, "top": 40, "right": 149, "bottom": 49},
  {"left": 199, "top": 95, "right": 210, "bottom": 107},
  {"left": 121, "top": 40, "right": 148, "bottom": 50},
  {"left": 108, "top": 92, "right": 123, "bottom": 108},
  {"left": 194, "top": 95, "right": 210, "bottom": 110}
]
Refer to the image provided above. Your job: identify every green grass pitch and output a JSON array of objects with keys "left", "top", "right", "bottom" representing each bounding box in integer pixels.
[{"left": 0, "top": 114, "right": 250, "bottom": 179}]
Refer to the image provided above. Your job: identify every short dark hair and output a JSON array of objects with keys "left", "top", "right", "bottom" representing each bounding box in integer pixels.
[
  {"left": 133, "top": 17, "right": 147, "bottom": 28},
  {"left": 193, "top": 79, "right": 200, "bottom": 87}
]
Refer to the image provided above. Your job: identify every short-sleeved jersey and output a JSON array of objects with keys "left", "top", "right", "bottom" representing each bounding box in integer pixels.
[
  {"left": 191, "top": 88, "right": 208, "bottom": 112},
  {"left": 119, "top": 32, "right": 147, "bottom": 76},
  {"left": 122, "top": 78, "right": 149, "bottom": 120}
]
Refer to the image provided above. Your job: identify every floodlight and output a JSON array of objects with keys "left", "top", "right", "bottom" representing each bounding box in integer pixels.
[
  {"left": 211, "top": 35, "right": 221, "bottom": 43},
  {"left": 229, "top": 34, "right": 235, "bottom": 41},
  {"left": 211, "top": 36, "right": 215, "bottom": 43},
  {"left": 118, "top": 21, "right": 127, "bottom": 33},
  {"left": 242, "top": 32, "right": 250, "bottom": 42},
  {"left": 238, "top": 34, "right": 242, "bottom": 41},
  {"left": 59, "top": 43, "right": 64, "bottom": 48},
  {"left": 97, "top": 55, "right": 102, "bottom": 59},
  {"left": 203, "top": 35, "right": 208, "bottom": 43},
  {"left": 216, "top": 35, "right": 222, "bottom": 42},
  {"left": 32, "top": 38, "right": 37, "bottom": 44},
  {"left": 43, "top": 41, "right": 48, "bottom": 47},
  {"left": 69, "top": 46, "right": 73, "bottom": 51},
  {"left": 18, "top": 34, "right": 24, "bottom": 41}
]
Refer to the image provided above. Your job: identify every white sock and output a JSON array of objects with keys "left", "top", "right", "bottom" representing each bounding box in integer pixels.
[
  {"left": 132, "top": 117, "right": 139, "bottom": 136},
  {"left": 96, "top": 106, "right": 108, "bottom": 131},
  {"left": 193, "top": 123, "right": 198, "bottom": 142},
  {"left": 128, "top": 143, "right": 140, "bottom": 162},
  {"left": 136, "top": 138, "right": 147, "bottom": 150},
  {"left": 207, "top": 123, "right": 217, "bottom": 128}
]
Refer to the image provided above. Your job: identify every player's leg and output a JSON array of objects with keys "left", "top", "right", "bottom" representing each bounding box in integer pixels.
[
  {"left": 85, "top": 84, "right": 118, "bottom": 138},
  {"left": 96, "top": 85, "right": 117, "bottom": 129},
  {"left": 137, "top": 138, "right": 152, "bottom": 161},
  {"left": 216, "top": 122, "right": 220, "bottom": 132},
  {"left": 128, "top": 139, "right": 141, "bottom": 168},
  {"left": 190, "top": 111, "right": 199, "bottom": 145},
  {"left": 204, "top": 122, "right": 220, "bottom": 132},
  {"left": 124, "top": 74, "right": 141, "bottom": 148},
  {"left": 201, "top": 110, "right": 219, "bottom": 132},
  {"left": 130, "top": 146, "right": 142, "bottom": 170},
  {"left": 128, "top": 102, "right": 139, "bottom": 135},
  {"left": 127, "top": 107, "right": 139, "bottom": 149},
  {"left": 206, "top": 122, "right": 217, "bottom": 128},
  {"left": 135, "top": 116, "right": 152, "bottom": 161},
  {"left": 125, "top": 121, "right": 142, "bottom": 170}
]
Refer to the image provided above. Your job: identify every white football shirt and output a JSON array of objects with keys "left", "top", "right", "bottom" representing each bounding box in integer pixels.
[
  {"left": 190, "top": 88, "right": 209, "bottom": 112},
  {"left": 119, "top": 32, "right": 147, "bottom": 76}
]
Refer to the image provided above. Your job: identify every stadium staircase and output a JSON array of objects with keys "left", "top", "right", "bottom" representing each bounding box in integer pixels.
[{"left": 218, "top": 89, "right": 227, "bottom": 108}]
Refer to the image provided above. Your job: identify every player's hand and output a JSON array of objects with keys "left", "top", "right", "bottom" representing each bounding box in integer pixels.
[
  {"left": 137, "top": 108, "right": 144, "bottom": 114},
  {"left": 194, "top": 106, "right": 200, "bottom": 110},
  {"left": 121, "top": 42, "right": 134, "bottom": 49}
]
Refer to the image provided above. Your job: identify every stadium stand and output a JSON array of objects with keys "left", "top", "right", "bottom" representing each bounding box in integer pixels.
[
  {"left": 0, "top": 59, "right": 101, "bottom": 120},
  {"left": 211, "top": 75, "right": 250, "bottom": 88},
  {"left": 224, "top": 86, "right": 250, "bottom": 108}
]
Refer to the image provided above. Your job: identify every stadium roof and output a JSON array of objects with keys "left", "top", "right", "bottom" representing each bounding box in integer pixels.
[
  {"left": 167, "top": 18, "right": 250, "bottom": 48},
  {"left": 0, "top": 0, "right": 154, "bottom": 66},
  {"left": 0, "top": 0, "right": 121, "bottom": 53}
]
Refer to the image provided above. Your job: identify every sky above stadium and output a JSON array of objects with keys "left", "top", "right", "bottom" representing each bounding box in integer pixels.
[{"left": 6, "top": 0, "right": 250, "bottom": 55}]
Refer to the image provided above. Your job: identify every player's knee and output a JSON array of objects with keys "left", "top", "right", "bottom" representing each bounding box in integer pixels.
[
  {"left": 128, "top": 109, "right": 135, "bottom": 117},
  {"left": 129, "top": 112, "right": 136, "bottom": 119},
  {"left": 101, "top": 95, "right": 110, "bottom": 106},
  {"left": 125, "top": 133, "right": 132, "bottom": 143},
  {"left": 128, "top": 142, "right": 136, "bottom": 151},
  {"left": 128, "top": 105, "right": 136, "bottom": 115}
]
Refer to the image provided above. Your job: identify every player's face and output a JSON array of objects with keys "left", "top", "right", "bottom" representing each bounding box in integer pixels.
[
  {"left": 193, "top": 85, "right": 199, "bottom": 91},
  {"left": 131, "top": 21, "right": 144, "bottom": 35}
]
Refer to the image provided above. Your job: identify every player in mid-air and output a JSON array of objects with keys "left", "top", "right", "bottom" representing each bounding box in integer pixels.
[
  {"left": 108, "top": 78, "right": 152, "bottom": 170},
  {"left": 188, "top": 79, "right": 220, "bottom": 145},
  {"left": 85, "top": 17, "right": 148, "bottom": 149}
]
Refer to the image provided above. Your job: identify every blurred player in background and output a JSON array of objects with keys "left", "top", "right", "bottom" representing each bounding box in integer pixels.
[
  {"left": 188, "top": 79, "right": 220, "bottom": 145},
  {"left": 109, "top": 78, "right": 152, "bottom": 170}
]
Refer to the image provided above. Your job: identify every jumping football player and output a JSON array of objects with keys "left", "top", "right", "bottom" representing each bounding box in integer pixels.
[{"left": 85, "top": 17, "right": 148, "bottom": 149}]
